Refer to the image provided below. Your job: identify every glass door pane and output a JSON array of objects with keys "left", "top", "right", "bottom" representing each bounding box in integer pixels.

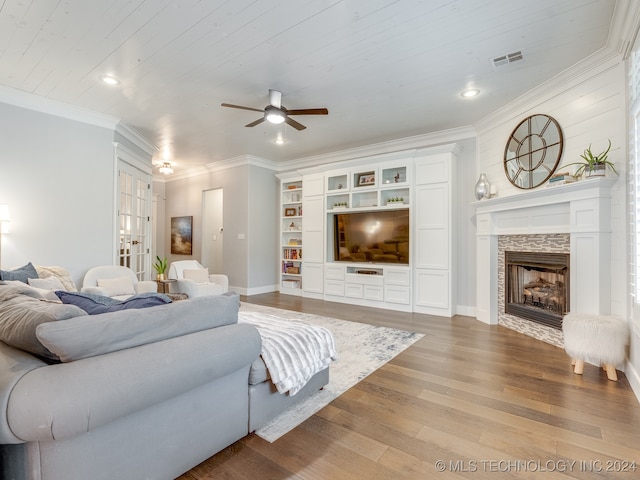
[{"left": 117, "top": 162, "right": 151, "bottom": 280}]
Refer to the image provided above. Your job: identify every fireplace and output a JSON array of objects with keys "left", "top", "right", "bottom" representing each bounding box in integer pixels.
[
  {"left": 475, "top": 178, "right": 614, "bottom": 346},
  {"left": 505, "top": 251, "right": 569, "bottom": 329}
]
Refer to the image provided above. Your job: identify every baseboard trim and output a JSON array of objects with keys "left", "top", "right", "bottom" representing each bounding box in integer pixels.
[
  {"left": 455, "top": 305, "right": 476, "bottom": 318},
  {"left": 626, "top": 359, "right": 640, "bottom": 404},
  {"left": 242, "top": 284, "right": 278, "bottom": 296}
]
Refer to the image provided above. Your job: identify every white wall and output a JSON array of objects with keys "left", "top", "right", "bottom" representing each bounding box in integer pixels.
[
  {"left": 248, "top": 165, "right": 279, "bottom": 293},
  {"left": 0, "top": 101, "right": 119, "bottom": 286},
  {"left": 163, "top": 162, "right": 278, "bottom": 294}
]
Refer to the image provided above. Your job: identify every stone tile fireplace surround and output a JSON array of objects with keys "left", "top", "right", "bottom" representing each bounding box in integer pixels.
[{"left": 475, "top": 178, "right": 616, "bottom": 345}]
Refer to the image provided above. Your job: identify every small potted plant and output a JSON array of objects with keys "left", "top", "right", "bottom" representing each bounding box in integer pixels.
[
  {"left": 564, "top": 139, "right": 618, "bottom": 178},
  {"left": 153, "top": 256, "right": 168, "bottom": 281}
]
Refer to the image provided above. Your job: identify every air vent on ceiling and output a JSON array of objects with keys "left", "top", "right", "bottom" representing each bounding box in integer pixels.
[{"left": 491, "top": 50, "right": 524, "bottom": 71}]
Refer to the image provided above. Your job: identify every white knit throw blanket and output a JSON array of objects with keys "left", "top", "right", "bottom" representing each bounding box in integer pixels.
[{"left": 238, "top": 311, "right": 338, "bottom": 395}]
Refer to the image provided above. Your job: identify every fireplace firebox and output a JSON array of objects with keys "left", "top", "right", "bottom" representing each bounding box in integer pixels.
[{"left": 505, "top": 251, "right": 569, "bottom": 329}]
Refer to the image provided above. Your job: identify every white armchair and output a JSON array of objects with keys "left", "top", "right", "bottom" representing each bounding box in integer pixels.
[
  {"left": 81, "top": 265, "right": 158, "bottom": 300},
  {"left": 167, "top": 260, "right": 229, "bottom": 298}
]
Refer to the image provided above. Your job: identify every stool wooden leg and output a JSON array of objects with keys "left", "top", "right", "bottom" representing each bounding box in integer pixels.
[
  {"left": 573, "top": 359, "right": 584, "bottom": 375},
  {"left": 604, "top": 364, "right": 618, "bottom": 381}
]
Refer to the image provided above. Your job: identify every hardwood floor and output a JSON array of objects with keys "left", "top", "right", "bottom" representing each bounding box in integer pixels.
[{"left": 178, "top": 293, "right": 640, "bottom": 479}]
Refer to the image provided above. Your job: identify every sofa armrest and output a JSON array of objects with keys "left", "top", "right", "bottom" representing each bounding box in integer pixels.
[
  {"left": 0, "top": 343, "right": 47, "bottom": 444},
  {"left": 80, "top": 286, "right": 108, "bottom": 296},
  {"left": 6, "top": 323, "right": 261, "bottom": 442},
  {"left": 135, "top": 280, "right": 158, "bottom": 294},
  {"left": 208, "top": 274, "right": 229, "bottom": 293}
]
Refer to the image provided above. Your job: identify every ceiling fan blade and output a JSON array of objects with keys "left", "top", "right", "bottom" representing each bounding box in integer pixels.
[
  {"left": 269, "top": 89, "right": 282, "bottom": 108},
  {"left": 286, "top": 108, "right": 329, "bottom": 116},
  {"left": 285, "top": 116, "right": 306, "bottom": 131},
  {"left": 245, "top": 117, "right": 265, "bottom": 128},
  {"left": 221, "top": 103, "right": 264, "bottom": 113}
]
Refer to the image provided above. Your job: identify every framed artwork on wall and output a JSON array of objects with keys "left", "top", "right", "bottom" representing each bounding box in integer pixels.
[{"left": 171, "top": 216, "right": 193, "bottom": 255}]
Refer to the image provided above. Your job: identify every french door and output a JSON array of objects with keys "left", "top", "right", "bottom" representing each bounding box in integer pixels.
[{"left": 117, "top": 161, "right": 151, "bottom": 280}]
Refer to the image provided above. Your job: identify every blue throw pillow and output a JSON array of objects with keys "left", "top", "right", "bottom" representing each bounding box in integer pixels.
[
  {"left": 0, "top": 262, "right": 38, "bottom": 283},
  {"left": 55, "top": 291, "right": 172, "bottom": 315}
]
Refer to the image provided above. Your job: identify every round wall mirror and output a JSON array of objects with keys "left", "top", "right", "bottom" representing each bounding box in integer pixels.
[{"left": 504, "top": 114, "right": 563, "bottom": 189}]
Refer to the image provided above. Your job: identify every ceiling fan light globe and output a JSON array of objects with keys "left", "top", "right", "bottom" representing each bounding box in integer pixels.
[{"left": 265, "top": 106, "right": 286, "bottom": 124}]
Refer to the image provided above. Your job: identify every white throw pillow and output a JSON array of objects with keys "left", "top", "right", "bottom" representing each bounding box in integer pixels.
[
  {"left": 28, "top": 276, "right": 65, "bottom": 291},
  {"left": 97, "top": 276, "right": 136, "bottom": 296},
  {"left": 183, "top": 268, "right": 210, "bottom": 283}
]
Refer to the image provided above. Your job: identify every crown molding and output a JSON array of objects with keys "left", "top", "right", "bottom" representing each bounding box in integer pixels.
[
  {"left": 205, "top": 154, "right": 278, "bottom": 173},
  {"left": 113, "top": 142, "right": 153, "bottom": 174},
  {"left": 115, "top": 122, "right": 157, "bottom": 156},
  {"left": 0, "top": 85, "right": 119, "bottom": 130},
  {"left": 612, "top": 0, "right": 640, "bottom": 58},
  {"left": 274, "top": 126, "right": 476, "bottom": 173}
]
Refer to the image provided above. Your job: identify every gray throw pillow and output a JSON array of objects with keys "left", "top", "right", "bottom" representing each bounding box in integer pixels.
[
  {"left": 56, "top": 291, "right": 172, "bottom": 315},
  {"left": 0, "top": 262, "right": 38, "bottom": 283}
]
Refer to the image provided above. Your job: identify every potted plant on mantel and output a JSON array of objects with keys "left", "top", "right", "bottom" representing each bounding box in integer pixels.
[
  {"left": 153, "top": 256, "right": 168, "bottom": 281},
  {"left": 564, "top": 139, "right": 618, "bottom": 178}
]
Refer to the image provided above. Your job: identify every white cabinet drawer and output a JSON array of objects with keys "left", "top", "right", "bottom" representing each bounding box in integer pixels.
[
  {"left": 345, "top": 283, "right": 364, "bottom": 298},
  {"left": 385, "top": 285, "right": 410, "bottom": 304},
  {"left": 325, "top": 264, "right": 345, "bottom": 280},
  {"left": 385, "top": 268, "right": 411, "bottom": 286},
  {"left": 365, "top": 285, "right": 384, "bottom": 301},
  {"left": 324, "top": 280, "right": 344, "bottom": 296}
]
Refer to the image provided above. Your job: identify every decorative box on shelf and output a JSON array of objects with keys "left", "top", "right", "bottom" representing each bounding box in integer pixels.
[{"left": 282, "top": 279, "right": 301, "bottom": 288}]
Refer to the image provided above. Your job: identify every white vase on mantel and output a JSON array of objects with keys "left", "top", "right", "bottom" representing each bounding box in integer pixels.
[{"left": 474, "top": 173, "right": 492, "bottom": 200}]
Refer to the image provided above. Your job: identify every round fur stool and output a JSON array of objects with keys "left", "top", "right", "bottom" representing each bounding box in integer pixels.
[{"left": 562, "top": 313, "right": 629, "bottom": 381}]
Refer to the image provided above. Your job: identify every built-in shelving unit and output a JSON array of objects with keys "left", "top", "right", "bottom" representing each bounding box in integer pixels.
[
  {"left": 325, "top": 164, "right": 411, "bottom": 213},
  {"left": 309, "top": 161, "right": 414, "bottom": 311},
  {"left": 279, "top": 144, "right": 459, "bottom": 315},
  {"left": 279, "top": 178, "right": 303, "bottom": 294}
]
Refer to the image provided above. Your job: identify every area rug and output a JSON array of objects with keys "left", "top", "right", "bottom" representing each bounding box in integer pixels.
[{"left": 239, "top": 303, "right": 424, "bottom": 442}]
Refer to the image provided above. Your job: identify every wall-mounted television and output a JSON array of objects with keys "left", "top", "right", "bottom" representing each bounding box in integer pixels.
[{"left": 333, "top": 209, "right": 409, "bottom": 264}]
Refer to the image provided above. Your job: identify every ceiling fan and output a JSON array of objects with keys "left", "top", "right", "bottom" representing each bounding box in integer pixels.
[{"left": 221, "top": 89, "right": 328, "bottom": 131}]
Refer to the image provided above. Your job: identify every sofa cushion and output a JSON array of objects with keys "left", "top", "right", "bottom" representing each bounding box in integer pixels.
[
  {"left": 36, "top": 292, "right": 241, "bottom": 362},
  {"left": 183, "top": 268, "right": 209, "bottom": 283},
  {"left": 0, "top": 262, "right": 38, "bottom": 283},
  {"left": 34, "top": 265, "right": 78, "bottom": 292},
  {"left": 97, "top": 276, "right": 136, "bottom": 297},
  {"left": 0, "top": 283, "right": 87, "bottom": 361},
  {"left": 28, "top": 276, "right": 65, "bottom": 291},
  {"left": 55, "top": 291, "right": 172, "bottom": 315}
]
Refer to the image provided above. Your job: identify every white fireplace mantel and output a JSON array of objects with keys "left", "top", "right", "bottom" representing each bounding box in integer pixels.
[{"left": 474, "top": 177, "right": 617, "bottom": 325}]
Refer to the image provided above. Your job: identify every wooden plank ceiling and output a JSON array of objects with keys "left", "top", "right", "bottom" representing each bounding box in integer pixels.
[{"left": 0, "top": 0, "right": 617, "bottom": 174}]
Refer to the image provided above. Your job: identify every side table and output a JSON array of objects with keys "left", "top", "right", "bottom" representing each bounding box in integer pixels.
[{"left": 156, "top": 278, "right": 176, "bottom": 294}]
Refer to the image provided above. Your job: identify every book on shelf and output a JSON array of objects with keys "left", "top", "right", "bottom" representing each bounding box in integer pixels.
[{"left": 547, "top": 172, "right": 576, "bottom": 186}]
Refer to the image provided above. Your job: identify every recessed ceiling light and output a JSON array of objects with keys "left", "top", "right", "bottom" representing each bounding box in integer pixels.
[
  {"left": 461, "top": 88, "right": 480, "bottom": 98},
  {"left": 100, "top": 75, "right": 120, "bottom": 86}
]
